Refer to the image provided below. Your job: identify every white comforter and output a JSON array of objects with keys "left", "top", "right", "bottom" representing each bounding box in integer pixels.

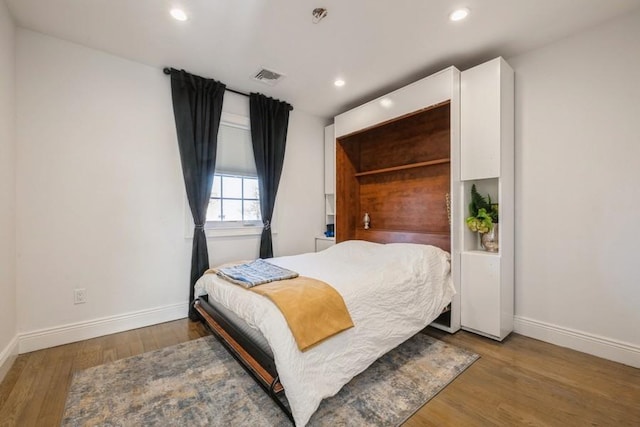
[{"left": 194, "top": 240, "right": 456, "bottom": 426}]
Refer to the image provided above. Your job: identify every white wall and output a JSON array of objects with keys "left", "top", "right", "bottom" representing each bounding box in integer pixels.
[
  {"left": 274, "top": 110, "right": 328, "bottom": 256},
  {"left": 0, "top": 0, "right": 17, "bottom": 380},
  {"left": 15, "top": 29, "right": 324, "bottom": 352},
  {"left": 508, "top": 10, "right": 640, "bottom": 366}
]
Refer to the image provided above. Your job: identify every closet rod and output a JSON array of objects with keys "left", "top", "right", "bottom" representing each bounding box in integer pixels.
[{"left": 163, "top": 67, "right": 249, "bottom": 98}]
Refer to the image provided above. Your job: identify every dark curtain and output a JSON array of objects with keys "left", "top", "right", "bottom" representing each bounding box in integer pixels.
[
  {"left": 250, "top": 93, "right": 293, "bottom": 258},
  {"left": 169, "top": 68, "right": 225, "bottom": 319}
]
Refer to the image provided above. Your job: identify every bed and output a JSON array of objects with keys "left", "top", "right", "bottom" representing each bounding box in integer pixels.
[{"left": 193, "top": 239, "right": 455, "bottom": 426}]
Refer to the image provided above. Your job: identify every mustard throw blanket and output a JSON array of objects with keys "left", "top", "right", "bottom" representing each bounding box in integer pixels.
[
  {"left": 206, "top": 266, "right": 354, "bottom": 351},
  {"left": 250, "top": 276, "right": 354, "bottom": 351}
]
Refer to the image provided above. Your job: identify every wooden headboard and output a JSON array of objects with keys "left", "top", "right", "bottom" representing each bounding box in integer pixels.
[{"left": 335, "top": 101, "right": 451, "bottom": 252}]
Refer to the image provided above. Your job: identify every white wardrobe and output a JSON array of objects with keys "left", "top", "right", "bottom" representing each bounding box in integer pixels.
[
  {"left": 459, "top": 57, "right": 514, "bottom": 341},
  {"left": 329, "top": 57, "right": 515, "bottom": 341}
]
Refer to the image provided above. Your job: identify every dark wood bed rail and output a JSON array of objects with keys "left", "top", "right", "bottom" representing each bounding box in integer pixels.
[
  {"left": 194, "top": 300, "right": 283, "bottom": 393},
  {"left": 193, "top": 299, "right": 293, "bottom": 421}
]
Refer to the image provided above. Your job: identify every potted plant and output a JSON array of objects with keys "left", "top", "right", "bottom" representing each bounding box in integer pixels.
[{"left": 466, "top": 185, "right": 499, "bottom": 251}]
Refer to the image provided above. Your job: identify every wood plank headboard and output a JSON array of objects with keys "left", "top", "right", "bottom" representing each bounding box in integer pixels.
[{"left": 335, "top": 101, "right": 451, "bottom": 253}]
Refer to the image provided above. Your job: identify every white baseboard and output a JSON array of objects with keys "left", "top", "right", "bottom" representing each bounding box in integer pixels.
[
  {"left": 0, "top": 335, "right": 19, "bottom": 383},
  {"left": 18, "top": 302, "right": 189, "bottom": 354},
  {"left": 514, "top": 315, "right": 640, "bottom": 369}
]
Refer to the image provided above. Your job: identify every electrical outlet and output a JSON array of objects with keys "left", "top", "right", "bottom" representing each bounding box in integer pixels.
[{"left": 74, "top": 288, "right": 87, "bottom": 304}]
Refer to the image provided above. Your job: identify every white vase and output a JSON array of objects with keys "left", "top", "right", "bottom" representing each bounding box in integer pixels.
[{"left": 480, "top": 223, "right": 499, "bottom": 252}]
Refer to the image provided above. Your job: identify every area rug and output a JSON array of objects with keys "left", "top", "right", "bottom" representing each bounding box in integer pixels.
[{"left": 62, "top": 333, "right": 478, "bottom": 426}]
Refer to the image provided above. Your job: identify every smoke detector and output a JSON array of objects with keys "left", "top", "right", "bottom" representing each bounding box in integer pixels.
[
  {"left": 312, "top": 8, "right": 327, "bottom": 24},
  {"left": 253, "top": 68, "right": 286, "bottom": 86}
]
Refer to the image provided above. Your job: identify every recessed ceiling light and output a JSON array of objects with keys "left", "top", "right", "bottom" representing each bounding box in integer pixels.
[
  {"left": 380, "top": 98, "right": 393, "bottom": 108},
  {"left": 334, "top": 79, "right": 345, "bottom": 87},
  {"left": 449, "top": 8, "right": 470, "bottom": 22},
  {"left": 170, "top": 8, "right": 188, "bottom": 21}
]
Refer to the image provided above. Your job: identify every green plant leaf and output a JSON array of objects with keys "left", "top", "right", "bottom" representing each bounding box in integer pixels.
[
  {"left": 477, "top": 208, "right": 493, "bottom": 231},
  {"left": 468, "top": 184, "right": 499, "bottom": 224},
  {"left": 470, "top": 184, "right": 489, "bottom": 215},
  {"left": 490, "top": 203, "right": 499, "bottom": 223}
]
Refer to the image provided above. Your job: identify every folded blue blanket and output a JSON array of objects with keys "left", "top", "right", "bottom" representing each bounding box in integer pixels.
[{"left": 217, "top": 259, "right": 299, "bottom": 288}]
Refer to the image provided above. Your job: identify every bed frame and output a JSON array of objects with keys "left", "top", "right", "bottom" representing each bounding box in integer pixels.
[
  {"left": 194, "top": 98, "right": 457, "bottom": 423},
  {"left": 193, "top": 266, "right": 450, "bottom": 424},
  {"left": 193, "top": 296, "right": 292, "bottom": 422}
]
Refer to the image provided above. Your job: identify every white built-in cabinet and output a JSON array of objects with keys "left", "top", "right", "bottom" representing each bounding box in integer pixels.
[
  {"left": 328, "top": 59, "right": 513, "bottom": 339},
  {"left": 324, "top": 124, "right": 335, "bottom": 195},
  {"left": 318, "top": 124, "right": 335, "bottom": 251},
  {"left": 459, "top": 57, "right": 514, "bottom": 341}
]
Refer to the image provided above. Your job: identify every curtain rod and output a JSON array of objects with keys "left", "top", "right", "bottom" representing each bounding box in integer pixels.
[{"left": 163, "top": 67, "right": 249, "bottom": 98}]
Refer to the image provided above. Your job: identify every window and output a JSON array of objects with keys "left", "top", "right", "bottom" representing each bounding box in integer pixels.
[
  {"left": 184, "top": 113, "right": 271, "bottom": 237},
  {"left": 207, "top": 174, "right": 261, "bottom": 225},
  {"left": 205, "top": 119, "right": 263, "bottom": 230}
]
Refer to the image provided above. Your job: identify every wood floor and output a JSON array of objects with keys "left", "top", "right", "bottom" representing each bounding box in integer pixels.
[{"left": 0, "top": 320, "right": 638, "bottom": 426}]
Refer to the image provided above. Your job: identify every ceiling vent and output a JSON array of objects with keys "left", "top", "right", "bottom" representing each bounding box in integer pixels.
[
  {"left": 312, "top": 8, "right": 328, "bottom": 24},
  {"left": 253, "top": 68, "right": 285, "bottom": 86}
]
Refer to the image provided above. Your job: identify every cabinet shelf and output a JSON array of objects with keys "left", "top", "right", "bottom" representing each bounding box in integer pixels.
[
  {"left": 354, "top": 158, "right": 450, "bottom": 177},
  {"left": 462, "top": 249, "right": 501, "bottom": 257},
  {"left": 359, "top": 228, "right": 450, "bottom": 235}
]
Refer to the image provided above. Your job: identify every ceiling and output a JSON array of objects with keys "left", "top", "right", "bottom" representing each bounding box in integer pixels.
[{"left": 6, "top": 0, "right": 640, "bottom": 118}]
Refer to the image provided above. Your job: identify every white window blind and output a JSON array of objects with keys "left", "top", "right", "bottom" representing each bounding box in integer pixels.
[{"left": 215, "top": 123, "right": 256, "bottom": 176}]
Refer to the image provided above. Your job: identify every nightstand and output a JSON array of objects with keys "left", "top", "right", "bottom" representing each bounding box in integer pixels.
[{"left": 315, "top": 236, "right": 335, "bottom": 252}]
